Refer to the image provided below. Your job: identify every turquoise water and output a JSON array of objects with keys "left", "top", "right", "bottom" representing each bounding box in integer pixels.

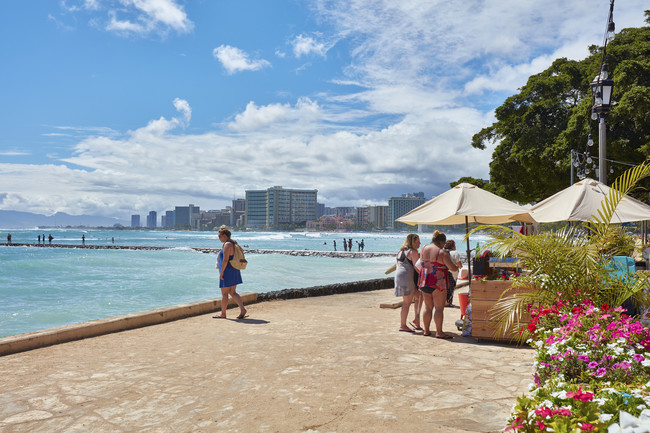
[{"left": 0, "top": 229, "right": 486, "bottom": 337}]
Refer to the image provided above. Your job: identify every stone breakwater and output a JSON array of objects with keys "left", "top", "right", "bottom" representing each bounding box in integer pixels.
[{"left": 6, "top": 243, "right": 394, "bottom": 258}]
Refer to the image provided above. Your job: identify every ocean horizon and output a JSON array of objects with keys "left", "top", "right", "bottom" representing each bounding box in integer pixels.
[{"left": 0, "top": 229, "right": 488, "bottom": 338}]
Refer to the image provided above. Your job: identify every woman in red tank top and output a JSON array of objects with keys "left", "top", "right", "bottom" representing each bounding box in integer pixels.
[{"left": 418, "top": 230, "right": 458, "bottom": 338}]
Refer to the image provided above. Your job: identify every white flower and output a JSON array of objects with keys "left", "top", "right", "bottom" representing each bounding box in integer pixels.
[
  {"left": 593, "top": 397, "right": 607, "bottom": 406},
  {"left": 641, "top": 359, "right": 650, "bottom": 367},
  {"left": 599, "top": 413, "right": 614, "bottom": 422},
  {"left": 607, "top": 423, "right": 622, "bottom": 433},
  {"left": 639, "top": 408, "right": 650, "bottom": 421},
  {"left": 547, "top": 345, "right": 559, "bottom": 356},
  {"left": 551, "top": 390, "right": 567, "bottom": 399},
  {"left": 613, "top": 410, "right": 650, "bottom": 432}
]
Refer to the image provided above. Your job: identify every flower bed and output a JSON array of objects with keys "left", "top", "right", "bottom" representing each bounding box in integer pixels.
[{"left": 506, "top": 300, "right": 650, "bottom": 432}]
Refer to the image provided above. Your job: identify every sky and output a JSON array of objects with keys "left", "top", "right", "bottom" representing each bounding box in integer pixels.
[{"left": 0, "top": 0, "right": 648, "bottom": 221}]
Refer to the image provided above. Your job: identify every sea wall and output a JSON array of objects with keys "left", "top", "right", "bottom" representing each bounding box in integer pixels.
[{"left": 256, "top": 277, "right": 393, "bottom": 301}]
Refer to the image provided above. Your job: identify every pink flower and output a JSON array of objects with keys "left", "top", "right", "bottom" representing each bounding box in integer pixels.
[
  {"left": 580, "top": 422, "right": 596, "bottom": 431},
  {"left": 616, "top": 362, "right": 632, "bottom": 370},
  {"left": 594, "top": 368, "right": 607, "bottom": 377},
  {"left": 633, "top": 354, "right": 645, "bottom": 362},
  {"left": 578, "top": 355, "right": 590, "bottom": 362},
  {"left": 588, "top": 361, "right": 599, "bottom": 369}
]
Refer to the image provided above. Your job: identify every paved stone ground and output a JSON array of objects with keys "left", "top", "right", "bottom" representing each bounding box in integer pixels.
[{"left": 0, "top": 289, "right": 533, "bottom": 433}]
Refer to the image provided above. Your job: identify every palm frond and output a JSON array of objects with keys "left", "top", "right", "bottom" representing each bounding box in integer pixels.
[{"left": 471, "top": 163, "right": 650, "bottom": 341}]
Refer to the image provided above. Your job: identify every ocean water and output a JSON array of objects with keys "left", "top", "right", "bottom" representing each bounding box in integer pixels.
[{"left": 0, "top": 229, "right": 488, "bottom": 337}]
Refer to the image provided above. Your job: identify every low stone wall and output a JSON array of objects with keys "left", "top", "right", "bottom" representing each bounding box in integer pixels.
[
  {"left": 0, "top": 278, "right": 394, "bottom": 356},
  {"left": 257, "top": 277, "right": 394, "bottom": 301}
]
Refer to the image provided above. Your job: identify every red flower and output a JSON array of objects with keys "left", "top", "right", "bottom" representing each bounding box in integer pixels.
[
  {"left": 505, "top": 417, "right": 524, "bottom": 431},
  {"left": 527, "top": 322, "right": 537, "bottom": 333},
  {"left": 600, "top": 304, "right": 610, "bottom": 311},
  {"left": 566, "top": 387, "right": 593, "bottom": 402},
  {"left": 580, "top": 422, "right": 595, "bottom": 431}
]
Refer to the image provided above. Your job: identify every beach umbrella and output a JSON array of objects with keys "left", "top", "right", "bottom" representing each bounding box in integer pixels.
[
  {"left": 530, "top": 178, "right": 650, "bottom": 223},
  {"left": 396, "top": 183, "right": 535, "bottom": 280}
]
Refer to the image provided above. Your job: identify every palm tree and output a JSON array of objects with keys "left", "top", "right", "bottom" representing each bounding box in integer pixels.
[{"left": 469, "top": 162, "right": 650, "bottom": 342}]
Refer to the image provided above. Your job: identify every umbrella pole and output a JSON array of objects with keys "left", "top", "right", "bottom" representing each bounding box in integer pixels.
[{"left": 465, "top": 216, "right": 472, "bottom": 282}]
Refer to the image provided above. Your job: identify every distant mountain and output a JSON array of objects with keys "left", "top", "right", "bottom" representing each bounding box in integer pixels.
[{"left": 0, "top": 210, "right": 127, "bottom": 229}]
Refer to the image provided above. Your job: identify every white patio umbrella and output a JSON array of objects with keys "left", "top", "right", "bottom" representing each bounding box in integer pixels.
[
  {"left": 530, "top": 178, "right": 650, "bottom": 223},
  {"left": 396, "top": 183, "right": 536, "bottom": 280}
]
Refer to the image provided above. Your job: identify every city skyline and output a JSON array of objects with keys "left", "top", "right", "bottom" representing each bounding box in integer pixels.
[{"left": 1, "top": 1, "right": 648, "bottom": 221}]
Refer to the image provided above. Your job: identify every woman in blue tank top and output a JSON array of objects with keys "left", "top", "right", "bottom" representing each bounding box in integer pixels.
[{"left": 214, "top": 225, "right": 247, "bottom": 319}]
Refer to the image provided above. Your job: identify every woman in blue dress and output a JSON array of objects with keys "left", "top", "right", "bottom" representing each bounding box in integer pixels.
[{"left": 214, "top": 225, "right": 247, "bottom": 319}]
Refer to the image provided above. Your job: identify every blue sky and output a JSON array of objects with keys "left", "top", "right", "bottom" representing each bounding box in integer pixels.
[{"left": 0, "top": 0, "right": 647, "bottom": 220}]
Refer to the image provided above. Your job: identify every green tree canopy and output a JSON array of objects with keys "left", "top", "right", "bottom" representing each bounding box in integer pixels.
[{"left": 470, "top": 12, "right": 650, "bottom": 203}]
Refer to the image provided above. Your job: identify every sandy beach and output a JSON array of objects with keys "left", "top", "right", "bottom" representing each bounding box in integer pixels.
[{"left": 0, "top": 288, "right": 533, "bottom": 432}]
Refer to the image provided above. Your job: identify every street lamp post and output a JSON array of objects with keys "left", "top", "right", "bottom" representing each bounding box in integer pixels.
[{"left": 590, "top": 0, "right": 616, "bottom": 185}]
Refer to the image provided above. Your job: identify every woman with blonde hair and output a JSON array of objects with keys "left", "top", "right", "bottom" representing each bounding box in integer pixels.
[
  {"left": 394, "top": 233, "right": 421, "bottom": 332},
  {"left": 214, "top": 225, "right": 247, "bottom": 319},
  {"left": 418, "top": 230, "right": 458, "bottom": 338}
]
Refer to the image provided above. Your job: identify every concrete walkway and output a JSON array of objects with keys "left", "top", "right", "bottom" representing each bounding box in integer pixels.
[{"left": 0, "top": 289, "right": 533, "bottom": 432}]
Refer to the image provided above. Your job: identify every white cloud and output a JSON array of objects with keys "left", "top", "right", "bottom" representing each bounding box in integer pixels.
[
  {"left": 228, "top": 98, "right": 321, "bottom": 132},
  {"left": 0, "top": 96, "right": 487, "bottom": 218},
  {"left": 292, "top": 34, "right": 328, "bottom": 58},
  {"left": 173, "top": 98, "right": 192, "bottom": 125},
  {"left": 63, "top": 0, "right": 193, "bottom": 37},
  {"left": 0, "top": 151, "right": 30, "bottom": 156},
  {"left": 212, "top": 45, "right": 271, "bottom": 74}
]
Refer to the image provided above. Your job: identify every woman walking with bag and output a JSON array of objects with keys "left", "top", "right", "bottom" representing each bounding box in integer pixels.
[{"left": 214, "top": 225, "right": 247, "bottom": 320}]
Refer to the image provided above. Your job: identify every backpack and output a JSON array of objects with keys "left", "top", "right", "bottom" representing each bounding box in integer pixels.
[{"left": 229, "top": 241, "right": 248, "bottom": 270}]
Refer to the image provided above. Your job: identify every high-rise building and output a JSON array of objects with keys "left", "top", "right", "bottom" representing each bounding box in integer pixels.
[
  {"left": 245, "top": 186, "right": 318, "bottom": 229},
  {"left": 231, "top": 198, "right": 246, "bottom": 226},
  {"left": 131, "top": 215, "right": 140, "bottom": 228},
  {"left": 174, "top": 204, "right": 200, "bottom": 229},
  {"left": 388, "top": 193, "right": 426, "bottom": 230},
  {"left": 232, "top": 199, "right": 245, "bottom": 212},
  {"left": 245, "top": 190, "right": 268, "bottom": 228},
  {"left": 146, "top": 211, "right": 157, "bottom": 228},
  {"left": 367, "top": 205, "right": 389, "bottom": 230},
  {"left": 163, "top": 210, "right": 174, "bottom": 228}
]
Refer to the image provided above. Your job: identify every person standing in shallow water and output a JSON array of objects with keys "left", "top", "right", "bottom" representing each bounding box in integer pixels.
[{"left": 213, "top": 225, "right": 247, "bottom": 320}]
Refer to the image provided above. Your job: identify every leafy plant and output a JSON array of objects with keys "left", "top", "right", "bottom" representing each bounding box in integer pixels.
[{"left": 467, "top": 162, "right": 650, "bottom": 343}]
